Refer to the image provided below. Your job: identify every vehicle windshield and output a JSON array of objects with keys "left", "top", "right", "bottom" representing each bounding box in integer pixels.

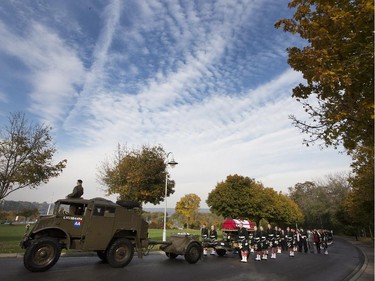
[{"left": 54, "top": 202, "right": 87, "bottom": 216}]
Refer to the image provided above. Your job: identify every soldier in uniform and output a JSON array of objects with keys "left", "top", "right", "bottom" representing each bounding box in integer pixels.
[
  {"left": 238, "top": 222, "right": 249, "bottom": 262},
  {"left": 275, "top": 226, "right": 282, "bottom": 254},
  {"left": 209, "top": 225, "right": 218, "bottom": 255},
  {"left": 66, "top": 179, "right": 84, "bottom": 198},
  {"left": 259, "top": 225, "right": 268, "bottom": 260},
  {"left": 249, "top": 227, "right": 255, "bottom": 253},
  {"left": 286, "top": 226, "right": 295, "bottom": 257},
  {"left": 320, "top": 229, "right": 329, "bottom": 255},
  {"left": 300, "top": 228, "right": 308, "bottom": 253},
  {"left": 280, "top": 227, "right": 287, "bottom": 252},
  {"left": 254, "top": 225, "right": 262, "bottom": 261},
  {"left": 267, "top": 224, "right": 277, "bottom": 259},
  {"left": 201, "top": 224, "right": 209, "bottom": 256}
]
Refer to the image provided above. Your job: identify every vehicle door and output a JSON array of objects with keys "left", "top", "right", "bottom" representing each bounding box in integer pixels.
[
  {"left": 82, "top": 204, "right": 115, "bottom": 250},
  {"left": 55, "top": 202, "right": 87, "bottom": 239}
]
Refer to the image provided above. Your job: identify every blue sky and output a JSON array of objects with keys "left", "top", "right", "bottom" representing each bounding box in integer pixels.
[{"left": 0, "top": 0, "right": 351, "bottom": 208}]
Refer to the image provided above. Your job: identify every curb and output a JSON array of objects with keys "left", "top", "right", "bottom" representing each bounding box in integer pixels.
[
  {"left": 340, "top": 237, "right": 372, "bottom": 281},
  {"left": 345, "top": 242, "right": 368, "bottom": 281}
]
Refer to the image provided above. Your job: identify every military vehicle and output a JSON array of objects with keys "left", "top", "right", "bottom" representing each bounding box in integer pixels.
[{"left": 20, "top": 197, "right": 202, "bottom": 272}]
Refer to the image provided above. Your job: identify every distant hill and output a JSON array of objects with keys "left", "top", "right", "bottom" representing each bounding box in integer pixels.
[
  {"left": 143, "top": 207, "right": 210, "bottom": 214},
  {"left": 1, "top": 200, "right": 210, "bottom": 215},
  {"left": 1, "top": 200, "right": 51, "bottom": 215}
]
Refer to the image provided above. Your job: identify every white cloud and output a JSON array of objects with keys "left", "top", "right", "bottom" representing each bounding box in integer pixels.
[
  {"left": 2, "top": 0, "right": 353, "bottom": 209},
  {"left": 0, "top": 90, "right": 7, "bottom": 104},
  {"left": 0, "top": 21, "right": 85, "bottom": 123}
]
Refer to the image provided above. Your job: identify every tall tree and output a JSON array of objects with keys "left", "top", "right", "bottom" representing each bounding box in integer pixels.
[
  {"left": 273, "top": 192, "right": 304, "bottom": 227},
  {"left": 97, "top": 144, "right": 176, "bottom": 206},
  {"left": 275, "top": 0, "right": 374, "bottom": 152},
  {"left": 0, "top": 112, "right": 67, "bottom": 200},
  {"left": 175, "top": 193, "right": 201, "bottom": 229},
  {"left": 288, "top": 174, "right": 351, "bottom": 230},
  {"left": 17, "top": 208, "right": 39, "bottom": 221},
  {"left": 206, "top": 174, "right": 303, "bottom": 225},
  {"left": 345, "top": 145, "right": 374, "bottom": 237}
]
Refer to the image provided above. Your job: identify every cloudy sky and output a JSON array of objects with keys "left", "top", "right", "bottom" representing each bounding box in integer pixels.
[{"left": 0, "top": 0, "right": 351, "bottom": 209}]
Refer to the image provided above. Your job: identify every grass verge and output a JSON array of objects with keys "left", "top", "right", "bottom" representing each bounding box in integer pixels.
[{"left": 0, "top": 224, "right": 201, "bottom": 254}]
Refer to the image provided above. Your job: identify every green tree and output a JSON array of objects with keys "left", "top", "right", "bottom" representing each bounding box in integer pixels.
[
  {"left": 288, "top": 174, "right": 351, "bottom": 230},
  {"left": 273, "top": 192, "right": 304, "bottom": 227},
  {"left": 17, "top": 208, "right": 39, "bottom": 222},
  {"left": 206, "top": 174, "right": 303, "bottom": 225},
  {"left": 275, "top": 0, "right": 374, "bottom": 152},
  {"left": 0, "top": 112, "right": 67, "bottom": 200},
  {"left": 175, "top": 193, "right": 201, "bottom": 229},
  {"left": 345, "top": 146, "right": 374, "bottom": 237},
  {"left": 98, "top": 144, "right": 175, "bottom": 206}
]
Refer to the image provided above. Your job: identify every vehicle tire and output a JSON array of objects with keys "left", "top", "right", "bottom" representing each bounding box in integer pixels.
[
  {"left": 166, "top": 252, "right": 178, "bottom": 259},
  {"left": 216, "top": 249, "right": 226, "bottom": 256},
  {"left": 184, "top": 242, "right": 202, "bottom": 264},
  {"left": 23, "top": 237, "right": 61, "bottom": 272},
  {"left": 97, "top": 250, "right": 108, "bottom": 262},
  {"left": 106, "top": 238, "right": 134, "bottom": 268}
]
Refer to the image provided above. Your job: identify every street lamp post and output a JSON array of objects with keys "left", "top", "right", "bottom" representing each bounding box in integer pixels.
[{"left": 163, "top": 152, "right": 178, "bottom": 242}]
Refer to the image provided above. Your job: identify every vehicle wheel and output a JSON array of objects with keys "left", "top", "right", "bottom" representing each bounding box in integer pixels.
[
  {"left": 106, "top": 238, "right": 134, "bottom": 268},
  {"left": 184, "top": 242, "right": 202, "bottom": 264},
  {"left": 216, "top": 249, "right": 226, "bottom": 256},
  {"left": 23, "top": 237, "right": 61, "bottom": 272},
  {"left": 166, "top": 252, "right": 178, "bottom": 259},
  {"left": 97, "top": 250, "right": 108, "bottom": 262}
]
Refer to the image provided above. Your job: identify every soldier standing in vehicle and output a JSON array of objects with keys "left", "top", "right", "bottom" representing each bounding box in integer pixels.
[
  {"left": 238, "top": 222, "right": 249, "bottom": 263},
  {"left": 66, "top": 179, "right": 84, "bottom": 198}
]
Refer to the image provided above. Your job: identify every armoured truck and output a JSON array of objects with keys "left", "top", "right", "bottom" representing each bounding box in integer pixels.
[{"left": 20, "top": 197, "right": 202, "bottom": 272}]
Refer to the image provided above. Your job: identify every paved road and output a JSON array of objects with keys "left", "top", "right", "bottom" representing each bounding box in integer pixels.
[{"left": 0, "top": 237, "right": 371, "bottom": 281}]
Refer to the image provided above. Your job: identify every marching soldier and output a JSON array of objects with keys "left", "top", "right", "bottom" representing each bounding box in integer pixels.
[
  {"left": 300, "top": 228, "right": 308, "bottom": 253},
  {"left": 280, "top": 228, "right": 287, "bottom": 252},
  {"left": 201, "top": 224, "right": 209, "bottom": 256},
  {"left": 259, "top": 225, "right": 268, "bottom": 260},
  {"left": 209, "top": 225, "right": 218, "bottom": 255},
  {"left": 285, "top": 226, "right": 295, "bottom": 257},
  {"left": 267, "top": 224, "right": 277, "bottom": 259},
  {"left": 249, "top": 228, "right": 255, "bottom": 253},
  {"left": 254, "top": 225, "right": 262, "bottom": 261},
  {"left": 275, "top": 226, "right": 282, "bottom": 254},
  {"left": 238, "top": 222, "right": 249, "bottom": 262}
]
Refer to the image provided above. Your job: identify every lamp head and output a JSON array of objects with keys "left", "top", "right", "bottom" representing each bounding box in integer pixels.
[{"left": 168, "top": 158, "right": 178, "bottom": 168}]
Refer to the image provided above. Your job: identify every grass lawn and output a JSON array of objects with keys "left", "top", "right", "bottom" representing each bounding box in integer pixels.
[
  {"left": 0, "top": 224, "right": 202, "bottom": 254},
  {"left": 0, "top": 224, "right": 27, "bottom": 253}
]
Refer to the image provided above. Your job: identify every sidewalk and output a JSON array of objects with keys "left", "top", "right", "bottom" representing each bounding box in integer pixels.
[{"left": 343, "top": 236, "right": 374, "bottom": 281}]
